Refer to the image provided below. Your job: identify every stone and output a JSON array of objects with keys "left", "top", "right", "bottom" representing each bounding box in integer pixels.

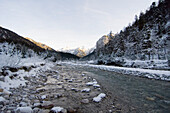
[
  {"left": 50, "top": 107, "right": 66, "bottom": 113},
  {"left": 67, "top": 108, "right": 77, "bottom": 113},
  {"left": 93, "top": 84, "right": 100, "bottom": 88},
  {"left": 41, "top": 101, "right": 54, "bottom": 109},
  {"left": 146, "top": 97, "right": 155, "bottom": 101},
  {"left": 41, "top": 95, "right": 47, "bottom": 100},
  {"left": 36, "top": 88, "right": 46, "bottom": 93},
  {"left": 99, "top": 111, "right": 103, "bottom": 113},
  {"left": 16, "top": 106, "right": 33, "bottom": 113},
  {"left": 0, "top": 96, "right": 6, "bottom": 105},
  {"left": 38, "top": 109, "right": 50, "bottom": 113},
  {"left": 33, "top": 103, "right": 41, "bottom": 108},
  {"left": 33, "top": 108, "right": 41, "bottom": 113},
  {"left": 81, "top": 99, "right": 89, "bottom": 104},
  {"left": 0, "top": 88, "right": 3, "bottom": 92},
  {"left": 81, "top": 88, "right": 90, "bottom": 93},
  {"left": 19, "top": 102, "right": 27, "bottom": 107},
  {"left": 71, "top": 88, "right": 79, "bottom": 92}
]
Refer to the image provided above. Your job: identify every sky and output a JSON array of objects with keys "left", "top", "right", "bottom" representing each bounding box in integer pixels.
[{"left": 0, "top": 0, "right": 158, "bottom": 50}]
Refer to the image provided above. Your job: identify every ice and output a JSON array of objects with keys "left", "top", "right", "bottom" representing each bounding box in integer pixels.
[{"left": 93, "top": 93, "right": 106, "bottom": 102}]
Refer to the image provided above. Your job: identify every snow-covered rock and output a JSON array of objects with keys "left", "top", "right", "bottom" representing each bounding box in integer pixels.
[
  {"left": 81, "top": 88, "right": 91, "bottom": 93},
  {"left": 16, "top": 107, "right": 33, "bottom": 113},
  {"left": 93, "top": 93, "right": 106, "bottom": 102},
  {"left": 50, "top": 107, "right": 65, "bottom": 113}
]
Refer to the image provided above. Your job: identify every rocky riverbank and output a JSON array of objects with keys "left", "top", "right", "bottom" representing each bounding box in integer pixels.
[{"left": 0, "top": 63, "right": 121, "bottom": 113}]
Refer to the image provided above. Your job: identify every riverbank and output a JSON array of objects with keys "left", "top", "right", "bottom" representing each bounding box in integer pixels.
[
  {"left": 59, "top": 61, "right": 170, "bottom": 81},
  {"left": 0, "top": 62, "right": 120, "bottom": 113}
]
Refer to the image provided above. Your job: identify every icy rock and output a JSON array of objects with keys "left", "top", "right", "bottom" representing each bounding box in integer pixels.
[
  {"left": 93, "top": 93, "right": 106, "bottom": 102},
  {"left": 81, "top": 88, "right": 90, "bottom": 93},
  {"left": 16, "top": 106, "right": 33, "bottom": 113},
  {"left": 81, "top": 99, "right": 89, "bottom": 104}
]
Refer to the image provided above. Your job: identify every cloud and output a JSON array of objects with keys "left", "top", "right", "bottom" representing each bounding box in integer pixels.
[{"left": 83, "top": 0, "right": 110, "bottom": 16}]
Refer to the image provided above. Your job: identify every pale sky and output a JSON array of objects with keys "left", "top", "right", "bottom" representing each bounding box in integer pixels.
[{"left": 0, "top": 0, "right": 157, "bottom": 50}]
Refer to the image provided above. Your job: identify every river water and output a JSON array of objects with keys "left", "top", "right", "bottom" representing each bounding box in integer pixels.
[{"left": 67, "top": 64, "right": 170, "bottom": 113}]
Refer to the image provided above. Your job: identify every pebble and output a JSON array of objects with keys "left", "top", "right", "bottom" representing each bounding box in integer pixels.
[
  {"left": 81, "top": 99, "right": 89, "bottom": 104},
  {"left": 146, "top": 97, "right": 155, "bottom": 101}
]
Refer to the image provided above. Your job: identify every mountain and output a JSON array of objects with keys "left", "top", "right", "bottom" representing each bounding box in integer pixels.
[
  {"left": 59, "top": 47, "right": 95, "bottom": 57},
  {"left": 83, "top": 0, "right": 170, "bottom": 70},
  {"left": 24, "top": 37, "right": 53, "bottom": 51},
  {"left": 0, "top": 26, "right": 79, "bottom": 63}
]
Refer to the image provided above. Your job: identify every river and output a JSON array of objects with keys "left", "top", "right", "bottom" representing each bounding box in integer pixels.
[{"left": 63, "top": 63, "right": 170, "bottom": 113}]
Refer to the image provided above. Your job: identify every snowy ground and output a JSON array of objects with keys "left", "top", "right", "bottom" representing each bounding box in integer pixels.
[{"left": 58, "top": 61, "right": 170, "bottom": 81}]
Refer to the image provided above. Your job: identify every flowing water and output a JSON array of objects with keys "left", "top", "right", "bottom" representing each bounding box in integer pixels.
[{"left": 69, "top": 65, "right": 170, "bottom": 113}]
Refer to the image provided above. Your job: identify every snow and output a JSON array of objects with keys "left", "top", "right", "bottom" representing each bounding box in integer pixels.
[
  {"left": 0, "top": 76, "right": 26, "bottom": 90},
  {"left": 16, "top": 107, "right": 33, "bottom": 113},
  {"left": 41, "top": 95, "right": 47, "bottom": 99},
  {"left": 0, "top": 60, "right": 55, "bottom": 91},
  {"left": 51, "top": 107, "right": 64, "bottom": 113},
  {"left": 58, "top": 61, "right": 170, "bottom": 81},
  {"left": 93, "top": 93, "right": 106, "bottom": 102}
]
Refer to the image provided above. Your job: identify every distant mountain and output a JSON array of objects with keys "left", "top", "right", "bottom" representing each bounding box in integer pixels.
[
  {"left": 83, "top": 0, "right": 170, "bottom": 70},
  {"left": 0, "top": 26, "right": 79, "bottom": 62},
  {"left": 59, "top": 47, "right": 95, "bottom": 57}
]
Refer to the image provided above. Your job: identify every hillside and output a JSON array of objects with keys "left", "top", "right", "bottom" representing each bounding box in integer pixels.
[
  {"left": 83, "top": 0, "right": 170, "bottom": 70},
  {"left": 0, "top": 26, "right": 79, "bottom": 65}
]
